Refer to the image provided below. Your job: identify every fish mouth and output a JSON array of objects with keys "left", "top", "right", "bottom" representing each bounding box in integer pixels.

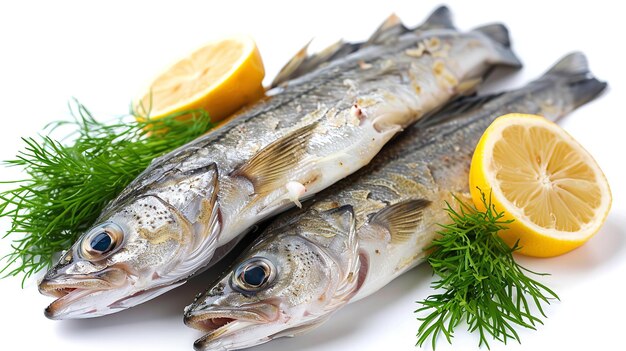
[
  {"left": 39, "top": 268, "right": 129, "bottom": 319},
  {"left": 193, "top": 316, "right": 238, "bottom": 331},
  {"left": 39, "top": 285, "right": 81, "bottom": 299},
  {"left": 40, "top": 281, "right": 107, "bottom": 319},
  {"left": 185, "top": 303, "right": 280, "bottom": 351}
]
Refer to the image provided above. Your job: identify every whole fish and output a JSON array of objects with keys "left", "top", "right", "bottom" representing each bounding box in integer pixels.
[
  {"left": 184, "top": 53, "right": 606, "bottom": 351},
  {"left": 38, "top": 6, "right": 521, "bottom": 319}
]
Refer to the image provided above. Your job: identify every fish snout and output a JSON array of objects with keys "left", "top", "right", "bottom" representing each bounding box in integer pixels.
[{"left": 184, "top": 282, "right": 227, "bottom": 317}]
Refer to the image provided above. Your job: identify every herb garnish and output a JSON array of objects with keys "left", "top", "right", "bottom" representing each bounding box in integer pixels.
[
  {"left": 416, "top": 190, "right": 559, "bottom": 349},
  {"left": 0, "top": 101, "right": 213, "bottom": 282}
]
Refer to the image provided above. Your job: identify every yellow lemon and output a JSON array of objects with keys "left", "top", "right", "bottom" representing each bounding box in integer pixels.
[
  {"left": 134, "top": 35, "right": 265, "bottom": 123},
  {"left": 469, "top": 114, "right": 611, "bottom": 257}
]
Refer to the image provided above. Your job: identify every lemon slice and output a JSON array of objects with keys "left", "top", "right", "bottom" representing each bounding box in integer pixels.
[
  {"left": 134, "top": 35, "right": 265, "bottom": 122},
  {"left": 469, "top": 114, "right": 611, "bottom": 257}
]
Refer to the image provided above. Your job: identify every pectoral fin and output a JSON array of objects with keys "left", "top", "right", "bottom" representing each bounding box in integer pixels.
[
  {"left": 232, "top": 123, "right": 317, "bottom": 195},
  {"left": 369, "top": 199, "right": 431, "bottom": 244}
]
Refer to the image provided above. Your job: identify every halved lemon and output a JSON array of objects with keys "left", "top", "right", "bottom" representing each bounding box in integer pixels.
[
  {"left": 133, "top": 35, "right": 265, "bottom": 123},
  {"left": 469, "top": 114, "right": 611, "bottom": 257}
]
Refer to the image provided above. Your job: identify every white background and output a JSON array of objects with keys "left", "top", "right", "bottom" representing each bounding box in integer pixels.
[{"left": 0, "top": 1, "right": 625, "bottom": 351}]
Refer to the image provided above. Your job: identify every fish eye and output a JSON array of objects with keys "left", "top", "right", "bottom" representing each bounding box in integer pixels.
[
  {"left": 80, "top": 222, "right": 124, "bottom": 260},
  {"left": 231, "top": 257, "right": 276, "bottom": 293},
  {"left": 90, "top": 232, "right": 113, "bottom": 252}
]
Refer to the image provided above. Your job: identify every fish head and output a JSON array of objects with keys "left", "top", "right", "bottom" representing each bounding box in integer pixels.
[
  {"left": 39, "top": 164, "right": 221, "bottom": 319},
  {"left": 185, "top": 205, "right": 363, "bottom": 350}
]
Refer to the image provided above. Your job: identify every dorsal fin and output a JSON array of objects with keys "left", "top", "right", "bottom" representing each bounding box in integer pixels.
[
  {"left": 471, "top": 23, "right": 522, "bottom": 68},
  {"left": 232, "top": 123, "right": 316, "bottom": 195},
  {"left": 472, "top": 23, "right": 511, "bottom": 48},
  {"left": 364, "top": 13, "right": 409, "bottom": 46},
  {"left": 270, "top": 40, "right": 360, "bottom": 88},
  {"left": 270, "top": 7, "right": 454, "bottom": 87},
  {"left": 544, "top": 51, "right": 590, "bottom": 77},
  {"left": 414, "top": 6, "right": 455, "bottom": 31},
  {"left": 270, "top": 40, "right": 312, "bottom": 88},
  {"left": 369, "top": 199, "right": 431, "bottom": 244}
]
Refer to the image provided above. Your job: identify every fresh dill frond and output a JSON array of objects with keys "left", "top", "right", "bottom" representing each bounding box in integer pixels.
[
  {"left": 0, "top": 100, "right": 214, "bottom": 282},
  {"left": 415, "top": 190, "right": 559, "bottom": 349}
]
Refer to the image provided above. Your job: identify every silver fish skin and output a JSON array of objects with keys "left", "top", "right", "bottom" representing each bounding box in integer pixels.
[
  {"left": 184, "top": 53, "right": 606, "bottom": 351},
  {"left": 38, "top": 6, "right": 521, "bottom": 319}
]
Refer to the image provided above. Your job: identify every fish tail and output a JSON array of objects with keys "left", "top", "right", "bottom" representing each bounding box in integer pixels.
[
  {"left": 472, "top": 23, "right": 522, "bottom": 68},
  {"left": 542, "top": 52, "right": 608, "bottom": 108}
]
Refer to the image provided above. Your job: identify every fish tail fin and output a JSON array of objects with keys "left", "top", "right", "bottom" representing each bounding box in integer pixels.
[
  {"left": 472, "top": 23, "right": 522, "bottom": 68},
  {"left": 542, "top": 52, "right": 607, "bottom": 108}
]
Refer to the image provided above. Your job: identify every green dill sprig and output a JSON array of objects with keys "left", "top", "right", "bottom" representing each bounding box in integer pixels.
[
  {"left": 0, "top": 100, "right": 213, "bottom": 282},
  {"left": 416, "top": 190, "right": 559, "bottom": 349}
]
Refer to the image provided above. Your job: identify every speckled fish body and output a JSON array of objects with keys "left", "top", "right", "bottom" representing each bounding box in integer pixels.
[
  {"left": 38, "top": 6, "right": 522, "bottom": 319},
  {"left": 184, "top": 53, "right": 606, "bottom": 351}
]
